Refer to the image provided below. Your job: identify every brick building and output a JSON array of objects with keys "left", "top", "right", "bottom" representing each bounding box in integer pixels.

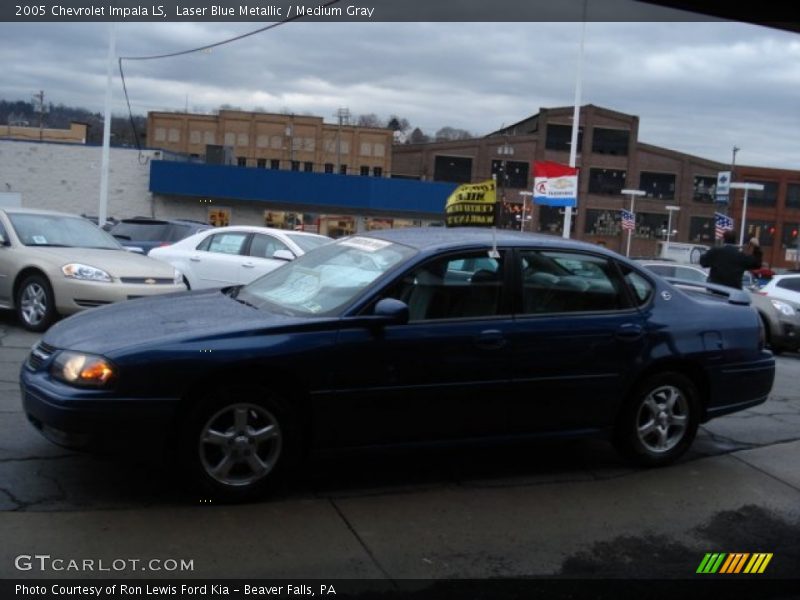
[{"left": 393, "top": 104, "right": 800, "bottom": 267}]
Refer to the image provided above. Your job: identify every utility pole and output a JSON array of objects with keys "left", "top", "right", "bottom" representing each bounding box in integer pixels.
[
  {"left": 335, "top": 107, "right": 350, "bottom": 174},
  {"left": 33, "top": 90, "right": 45, "bottom": 141}
]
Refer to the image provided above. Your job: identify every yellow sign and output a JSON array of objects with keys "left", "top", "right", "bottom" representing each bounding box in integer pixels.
[{"left": 445, "top": 180, "right": 497, "bottom": 227}]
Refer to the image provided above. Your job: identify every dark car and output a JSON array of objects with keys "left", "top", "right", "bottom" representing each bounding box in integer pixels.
[
  {"left": 20, "top": 228, "right": 775, "bottom": 501},
  {"left": 108, "top": 217, "right": 210, "bottom": 254}
]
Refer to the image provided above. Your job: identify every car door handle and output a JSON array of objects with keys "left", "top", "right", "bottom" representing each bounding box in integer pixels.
[
  {"left": 615, "top": 323, "right": 644, "bottom": 341},
  {"left": 189, "top": 256, "right": 201, "bottom": 262},
  {"left": 242, "top": 262, "right": 256, "bottom": 268},
  {"left": 474, "top": 330, "right": 507, "bottom": 351}
]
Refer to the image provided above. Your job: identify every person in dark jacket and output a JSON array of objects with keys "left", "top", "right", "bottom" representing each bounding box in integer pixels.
[{"left": 700, "top": 230, "right": 762, "bottom": 289}]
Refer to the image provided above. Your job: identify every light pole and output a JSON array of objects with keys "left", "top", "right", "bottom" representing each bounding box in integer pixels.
[
  {"left": 622, "top": 189, "right": 646, "bottom": 257},
  {"left": 664, "top": 205, "right": 680, "bottom": 252},
  {"left": 730, "top": 182, "right": 764, "bottom": 246},
  {"left": 497, "top": 142, "right": 514, "bottom": 228},
  {"left": 519, "top": 191, "right": 533, "bottom": 232}
]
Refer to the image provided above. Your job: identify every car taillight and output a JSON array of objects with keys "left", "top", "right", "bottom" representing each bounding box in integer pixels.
[{"left": 158, "top": 242, "right": 171, "bottom": 247}]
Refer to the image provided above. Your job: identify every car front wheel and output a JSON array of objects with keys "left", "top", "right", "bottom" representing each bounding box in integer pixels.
[
  {"left": 181, "top": 386, "right": 296, "bottom": 501},
  {"left": 16, "top": 274, "right": 57, "bottom": 332},
  {"left": 614, "top": 372, "right": 699, "bottom": 466}
]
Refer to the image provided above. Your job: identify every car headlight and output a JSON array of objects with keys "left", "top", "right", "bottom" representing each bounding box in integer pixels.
[
  {"left": 62, "top": 263, "right": 112, "bottom": 283},
  {"left": 770, "top": 299, "right": 796, "bottom": 316},
  {"left": 51, "top": 351, "right": 117, "bottom": 387},
  {"left": 174, "top": 268, "right": 184, "bottom": 285}
]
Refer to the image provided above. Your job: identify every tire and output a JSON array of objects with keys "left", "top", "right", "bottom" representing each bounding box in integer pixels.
[
  {"left": 613, "top": 372, "right": 700, "bottom": 467},
  {"left": 180, "top": 385, "right": 298, "bottom": 502},
  {"left": 16, "top": 274, "right": 57, "bottom": 332}
]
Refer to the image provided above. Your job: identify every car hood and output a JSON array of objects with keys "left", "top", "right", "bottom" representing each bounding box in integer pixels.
[
  {"left": 42, "top": 288, "right": 313, "bottom": 354},
  {"left": 30, "top": 247, "right": 176, "bottom": 278}
]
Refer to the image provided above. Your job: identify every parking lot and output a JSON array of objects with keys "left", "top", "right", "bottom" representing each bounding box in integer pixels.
[{"left": 1, "top": 310, "right": 799, "bottom": 583}]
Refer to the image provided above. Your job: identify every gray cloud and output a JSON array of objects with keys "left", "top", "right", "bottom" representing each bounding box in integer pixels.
[{"left": 0, "top": 20, "right": 797, "bottom": 168}]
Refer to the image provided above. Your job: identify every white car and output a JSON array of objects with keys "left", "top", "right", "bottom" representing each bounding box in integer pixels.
[
  {"left": 759, "top": 273, "right": 800, "bottom": 305},
  {"left": 149, "top": 226, "right": 332, "bottom": 289}
]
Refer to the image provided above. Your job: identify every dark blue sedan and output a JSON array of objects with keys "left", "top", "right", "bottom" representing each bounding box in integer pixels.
[{"left": 20, "top": 228, "right": 775, "bottom": 500}]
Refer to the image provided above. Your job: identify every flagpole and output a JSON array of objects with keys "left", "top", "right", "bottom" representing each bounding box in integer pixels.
[
  {"left": 622, "top": 189, "right": 645, "bottom": 257},
  {"left": 563, "top": 9, "right": 587, "bottom": 239}
]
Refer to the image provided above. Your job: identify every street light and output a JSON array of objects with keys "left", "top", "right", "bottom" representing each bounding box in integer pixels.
[
  {"left": 519, "top": 191, "right": 533, "bottom": 232},
  {"left": 621, "top": 189, "right": 646, "bottom": 257},
  {"left": 730, "top": 182, "right": 765, "bottom": 246},
  {"left": 664, "top": 205, "right": 680, "bottom": 252}
]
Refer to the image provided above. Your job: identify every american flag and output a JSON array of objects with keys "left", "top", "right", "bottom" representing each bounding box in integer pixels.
[
  {"left": 621, "top": 209, "right": 636, "bottom": 231},
  {"left": 714, "top": 212, "right": 734, "bottom": 239}
]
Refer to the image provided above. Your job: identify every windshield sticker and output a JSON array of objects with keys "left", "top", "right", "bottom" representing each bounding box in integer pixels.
[
  {"left": 263, "top": 268, "right": 321, "bottom": 305},
  {"left": 339, "top": 237, "right": 392, "bottom": 253},
  {"left": 32, "top": 235, "right": 48, "bottom": 244}
]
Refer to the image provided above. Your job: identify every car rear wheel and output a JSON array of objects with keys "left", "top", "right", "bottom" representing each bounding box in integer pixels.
[
  {"left": 614, "top": 372, "right": 699, "bottom": 466},
  {"left": 16, "top": 274, "right": 57, "bottom": 332},
  {"left": 181, "top": 386, "right": 297, "bottom": 501}
]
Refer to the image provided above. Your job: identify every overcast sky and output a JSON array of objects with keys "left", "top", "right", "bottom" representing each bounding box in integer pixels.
[{"left": 1, "top": 17, "right": 798, "bottom": 169}]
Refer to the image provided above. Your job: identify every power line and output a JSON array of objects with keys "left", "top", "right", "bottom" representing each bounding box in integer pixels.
[{"left": 117, "top": 0, "right": 342, "bottom": 151}]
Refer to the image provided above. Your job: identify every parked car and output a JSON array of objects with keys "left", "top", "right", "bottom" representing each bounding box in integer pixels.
[
  {"left": 21, "top": 228, "right": 774, "bottom": 501},
  {"left": 637, "top": 260, "right": 800, "bottom": 354},
  {"left": 149, "top": 226, "right": 332, "bottom": 289},
  {"left": 0, "top": 208, "right": 186, "bottom": 331},
  {"left": 108, "top": 218, "right": 211, "bottom": 254},
  {"left": 759, "top": 273, "right": 800, "bottom": 305}
]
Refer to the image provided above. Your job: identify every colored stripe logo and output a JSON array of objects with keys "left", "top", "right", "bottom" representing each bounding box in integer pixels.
[{"left": 697, "top": 553, "right": 773, "bottom": 574}]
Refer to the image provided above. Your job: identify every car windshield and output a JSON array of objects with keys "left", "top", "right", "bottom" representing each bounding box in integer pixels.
[
  {"left": 237, "top": 236, "right": 417, "bottom": 317},
  {"left": 284, "top": 233, "right": 332, "bottom": 253},
  {"left": 8, "top": 213, "right": 122, "bottom": 249}
]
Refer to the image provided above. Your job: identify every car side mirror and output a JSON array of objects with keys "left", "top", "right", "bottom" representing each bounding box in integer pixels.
[
  {"left": 273, "top": 249, "right": 295, "bottom": 261},
  {"left": 373, "top": 298, "right": 409, "bottom": 325}
]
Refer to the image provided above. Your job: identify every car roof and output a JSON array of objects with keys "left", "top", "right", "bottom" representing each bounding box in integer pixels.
[
  {"left": 359, "top": 227, "right": 614, "bottom": 254},
  {"left": 0, "top": 207, "right": 89, "bottom": 218}
]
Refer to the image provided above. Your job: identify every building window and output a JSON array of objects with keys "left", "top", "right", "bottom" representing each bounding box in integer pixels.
[
  {"left": 256, "top": 135, "right": 269, "bottom": 148},
  {"left": 433, "top": 155, "right": 472, "bottom": 183},
  {"left": 270, "top": 136, "right": 283, "bottom": 150},
  {"left": 584, "top": 209, "right": 622, "bottom": 236},
  {"left": 781, "top": 222, "right": 799, "bottom": 249},
  {"left": 236, "top": 133, "right": 249, "bottom": 147},
  {"left": 189, "top": 130, "right": 202, "bottom": 144},
  {"left": 537, "top": 206, "right": 575, "bottom": 236},
  {"left": 203, "top": 131, "right": 215, "bottom": 145},
  {"left": 592, "top": 128, "right": 629, "bottom": 156},
  {"left": 360, "top": 142, "right": 372, "bottom": 156},
  {"left": 339, "top": 164, "right": 348, "bottom": 175},
  {"left": 237, "top": 157, "right": 247, "bottom": 167},
  {"left": 168, "top": 128, "right": 180, "bottom": 143},
  {"left": 257, "top": 158, "right": 266, "bottom": 169},
  {"left": 154, "top": 127, "right": 166, "bottom": 142},
  {"left": 270, "top": 159, "right": 280, "bottom": 170},
  {"left": 224, "top": 132, "right": 236, "bottom": 146},
  {"left": 639, "top": 172, "right": 676, "bottom": 200},
  {"left": 373, "top": 166, "right": 383, "bottom": 177},
  {"left": 291, "top": 161, "right": 300, "bottom": 171},
  {"left": 689, "top": 216, "right": 715, "bottom": 243},
  {"left": 588, "top": 168, "right": 626, "bottom": 195},
  {"left": 360, "top": 166, "right": 370, "bottom": 176},
  {"left": 303, "top": 138, "right": 315, "bottom": 152},
  {"left": 304, "top": 162, "right": 314, "bottom": 172},
  {"left": 491, "top": 160, "right": 529, "bottom": 189},
  {"left": 786, "top": 183, "right": 800, "bottom": 209},
  {"left": 324, "top": 163, "right": 334, "bottom": 174},
  {"left": 745, "top": 220, "right": 775, "bottom": 247},
  {"left": 744, "top": 181, "right": 778, "bottom": 207},
  {"left": 545, "top": 124, "right": 583, "bottom": 152},
  {"left": 693, "top": 175, "right": 717, "bottom": 203},
  {"left": 373, "top": 143, "right": 385, "bottom": 157}
]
